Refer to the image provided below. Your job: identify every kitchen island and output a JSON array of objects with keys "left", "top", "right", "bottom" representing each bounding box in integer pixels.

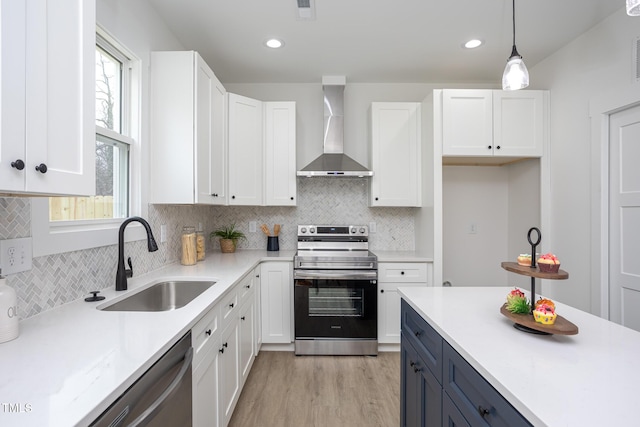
[{"left": 398, "top": 286, "right": 640, "bottom": 426}]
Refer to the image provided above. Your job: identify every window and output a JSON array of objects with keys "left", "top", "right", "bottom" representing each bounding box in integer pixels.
[
  {"left": 32, "top": 27, "right": 144, "bottom": 257},
  {"left": 48, "top": 34, "right": 132, "bottom": 222}
]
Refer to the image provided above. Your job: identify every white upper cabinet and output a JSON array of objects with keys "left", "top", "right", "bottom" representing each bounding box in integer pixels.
[
  {"left": 1, "top": 0, "right": 95, "bottom": 195},
  {"left": 369, "top": 102, "right": 422, "bottom": 207},
  {"left": 150, "top": 51, "right": 226, "bottom": 205},
  {"left": 264, "top": 102, "right": 296, "bottom": 206},
  {"left": 442, "top": 89, "right": 545, "bottom": 158},
  {"left": 228, "top": 93, "right": 264, "bottom": 206}
]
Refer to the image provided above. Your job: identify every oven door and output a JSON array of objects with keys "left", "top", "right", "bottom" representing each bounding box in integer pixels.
[{"left": 294, "top": 270, "right": 377, "bottom": 340}]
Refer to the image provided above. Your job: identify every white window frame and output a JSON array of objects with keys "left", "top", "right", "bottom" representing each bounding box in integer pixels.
[{"left": 32, "top": 26, "right": 146, "bottom": 257}]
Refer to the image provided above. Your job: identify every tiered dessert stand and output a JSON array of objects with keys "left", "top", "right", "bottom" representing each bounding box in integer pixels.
[{"left": 499, "top": 227, "right": 578, "bottom": 335}]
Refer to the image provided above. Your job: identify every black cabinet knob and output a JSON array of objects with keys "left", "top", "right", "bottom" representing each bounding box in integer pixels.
[
  {"left": 478, "top": 406, "right": 491, "bottom": 418},
  {"left": 375, "top": 197, "right": 379, "bottom": 201},
  {"left": 414, "top": 330, "right": 421, "bottom": 337},
  {"left": 487, "top": 146, "right": 492, "bottom": 149},
  {"left": 11, "top": 160, "right": 25, "bottom": 170},
  {"left": 245, "top": 284, "right": 251, "bottom": 289},
  {"left": 380, "top": 289, "right": 384, "bottom": 293},
  {"left": 401, "top": 271, "right": 405, "bottom": 275},
  {"left": 219, "top": 347, "right": 225, "bottom": 354},
  {"left": 223, "top": 342, "right": 228, "bottom": 348},
  {"left": 229, "top": 303, "right": 235, "bottom": 308},
  {"left": 205, "top": 329, "right": 212, "bottom": 336},
  {"left": 241, "top": 316, "right": 246, "bottom": 321},
  {"left": 496, "top": 145, "right": 501, "bottom": 150},
  {"left": 232, "top": 195, "right": 236, "bottom": 199},
  {"left": 35, "top": 163, "right": 48, "bottom": 174},
  {"left": 290, "top": 196, "right": 294, "bottom": 200}
]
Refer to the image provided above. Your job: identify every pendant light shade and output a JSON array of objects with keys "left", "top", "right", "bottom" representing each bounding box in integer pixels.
[
  {"left": 628, "top": 0, "right": 640, "bottom": 16},
  {"left": 502, "top": 0, "right": 529, "bottom": 90}
]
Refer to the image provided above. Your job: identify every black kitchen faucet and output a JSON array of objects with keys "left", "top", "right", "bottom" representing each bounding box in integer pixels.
[{"left": 116, "top": 216, "right": 158, "bottom": 291}]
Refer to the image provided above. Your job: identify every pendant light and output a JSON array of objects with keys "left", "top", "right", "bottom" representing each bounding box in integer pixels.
[
  {"left": 502, "top": 0, "right": 529, "bottom": 90},
  {"left": 628, "top": 0, "right": 640, "bottom": 16}
]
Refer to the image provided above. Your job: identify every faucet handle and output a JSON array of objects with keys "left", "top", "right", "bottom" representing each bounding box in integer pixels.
[{"left": 126, "top": 257, "right": 133, "bottom": 278}]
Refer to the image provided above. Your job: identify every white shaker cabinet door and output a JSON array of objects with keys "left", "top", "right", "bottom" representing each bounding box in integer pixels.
[
  {"left": 260, "top": 262, "right": 292, "bottom": 344},
  {"left": 493, "top": 90, "right": 544, "bottom": 157},
  {"left": 442, "top": 89, "right": 493, "bottom": 157},
  {"left": 0, "top": 0, "right": 26, "bottom": 192},
  {"left": 24, "top": 0, "right": 95, "bottom": 195},
  {"left": 227, "top": 93, "right": 263, "bottom": 205},
  {"left": 264, "top": 102, "right": 296, "bottom": 206}
]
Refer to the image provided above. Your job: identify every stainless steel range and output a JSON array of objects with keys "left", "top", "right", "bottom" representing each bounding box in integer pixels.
[{"left": 293, "top": 225, "right": 378, "bottom": 356}]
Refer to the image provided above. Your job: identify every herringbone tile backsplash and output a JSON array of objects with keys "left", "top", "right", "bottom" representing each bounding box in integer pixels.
[{"left": 0, "top": 178, "right": 415, "bottom": 319}]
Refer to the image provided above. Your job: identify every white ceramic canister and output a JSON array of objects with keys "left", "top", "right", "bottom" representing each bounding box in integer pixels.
[{"left": 0, "top": 273, "right": 19, "bottom": 343}]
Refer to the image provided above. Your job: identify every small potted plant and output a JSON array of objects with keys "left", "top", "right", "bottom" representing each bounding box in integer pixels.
[{"left": 210, "top": 224, "right": 246, "bottom": 253}]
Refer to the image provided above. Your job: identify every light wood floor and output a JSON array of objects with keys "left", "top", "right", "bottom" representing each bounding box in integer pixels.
[{"left": 228, "top": 351, "right": 400, "bottom": 427}]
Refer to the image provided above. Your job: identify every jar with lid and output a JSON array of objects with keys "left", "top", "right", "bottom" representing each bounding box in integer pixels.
[
  {"left": 196, "top": 223, "right": 206, "bottom": 261},
  {"left": 181, "top": 226, "right": 197, "bottom": 266}
]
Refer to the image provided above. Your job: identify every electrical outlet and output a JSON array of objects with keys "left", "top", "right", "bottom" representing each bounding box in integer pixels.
[
  {"left": 369, "top": 222, "right": 376, "bottom": 233},
  {"left": 468, "top": 223, "right": 478, "bottom": 234},
  {"left": 0, "top": 237, "right": 33, "bottom": 275},
  {"left": 249, "top": 221, "right": 257, "bottom": 233}
]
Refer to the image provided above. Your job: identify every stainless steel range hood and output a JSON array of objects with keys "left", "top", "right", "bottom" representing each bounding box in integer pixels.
[{"left": 297, "top": 78, "right": 373, "bottom": 177}]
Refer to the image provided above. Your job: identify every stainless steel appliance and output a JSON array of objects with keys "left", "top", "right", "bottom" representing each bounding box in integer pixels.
[
  {"left": 294, "top": 225, "right": 378, "bottom": 355},
  {"left": 91, "top": 332, "right": 193, "bottom": 427}
]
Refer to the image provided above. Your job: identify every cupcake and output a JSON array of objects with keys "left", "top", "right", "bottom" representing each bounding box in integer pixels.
[
  {"left": 533, "top": 303, "right": 557, "bottom": 325},
  {"left": 537, "top": 253, "right": 560, "bottom": 273}
]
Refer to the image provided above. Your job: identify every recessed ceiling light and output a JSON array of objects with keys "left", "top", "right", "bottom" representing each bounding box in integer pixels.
[
  {"left": 463, "top": 39, "right": 483, "bottom": 49},
  {"left": 265, "top": 38, "right": 284, "bottom": 49}
]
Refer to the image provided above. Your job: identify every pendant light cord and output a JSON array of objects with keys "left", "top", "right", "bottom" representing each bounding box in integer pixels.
[{"left": 512, "top": 0, "right": 516, "bottom": 47}]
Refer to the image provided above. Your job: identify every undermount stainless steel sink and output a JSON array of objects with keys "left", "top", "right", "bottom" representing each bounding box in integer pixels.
[{"left": 100, "top": 280, "right": 216, "bottom": 312}]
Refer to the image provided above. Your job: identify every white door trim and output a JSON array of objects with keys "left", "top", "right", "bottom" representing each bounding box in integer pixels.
[{"left": 589, "top": 85, "right": 640, "bottom": 318}]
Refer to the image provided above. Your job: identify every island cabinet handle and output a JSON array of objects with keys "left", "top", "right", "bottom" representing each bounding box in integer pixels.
[
  {"left": 414, "top": 330, "right": 421, "bottom": 337},
  {"left": 477, "top": 405, "right": 491, "bottom": 418},
  {"left": 413, "top": 365, "right": 421, "bottom": 373}
]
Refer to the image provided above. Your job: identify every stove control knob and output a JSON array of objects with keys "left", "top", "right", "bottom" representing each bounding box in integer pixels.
[
  {"left": 309, "top": 227, "right": 315, "bottom": 233},
  {"left": 350, "top": 227, "right": 356, "bottom": 234},
  {"left": 359, "top": 227, "right": 366, "bottom": 234},
  {"left": 300, "top": 227, "right": 307, "bottom": 234}
]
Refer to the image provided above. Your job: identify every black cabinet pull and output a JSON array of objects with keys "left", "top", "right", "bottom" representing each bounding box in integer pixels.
[
  {"left": 256, "top": 274, "right": 260, "bottom": 278},
  {"left": 241, "top": 316, "right": 246, "bottom": 321},
  {"left": 409, "top": 361, "right": 415, "bottom": 367},
  {"left": 229, "top": 303, "right": 235, "bottom": 308},
  {"left": 11, "top": 160, "right": 25, "bottom": 170},
  {"left": 478, "top": 406, "right": 490, "bottom": 418},
  {"left": 496, "top": 145, "right": 501, "bottom": 150},
  {"left": 219, "top": 347, "right": 225, "bottom": 354},
  {"left": 413, "top": 365, "right": 421, "bottom": 373},
  {"left": 414, "top": 330, "right": 421, "bottom": 337},
  {"left": 223, "top": 342, "right": 228, "bottom": 348},
  {"left": 205, "top": 329, "right": 212, "bottom": 336},
  {"left": 35, "top": 163, "right": 48, "bottom": 173},
  {"left": 245, "top": 284, "right": 251, "bottom": 289}
]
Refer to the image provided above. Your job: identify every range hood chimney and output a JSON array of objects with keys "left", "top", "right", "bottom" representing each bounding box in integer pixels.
[{"left": 297, "top": 76, "right": 373, "bottom": 177}]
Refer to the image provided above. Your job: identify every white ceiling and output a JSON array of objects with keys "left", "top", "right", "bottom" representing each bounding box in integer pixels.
[{"left": 147, "top": 0, "right": 623, "bottom": 84}]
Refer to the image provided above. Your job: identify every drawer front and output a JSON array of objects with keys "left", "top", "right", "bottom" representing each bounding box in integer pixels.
[
  {"left": 401, "top": 299, "right": 442, "bottom": 383},
  {"left": 443, "top": 391, "right": 471, "bottom": 427},
  {"left": 238, "top": 273, "right": 255, "bottom": 304},
  {"left": 443, "top": 342, "right": 531, "bottom": 427},
  {"left": 221, "top": 289, "right": 239, "bottom": 328},
  {"left": 379, "top": 262, "right": 428, "bottom": 283},
  {"left": 193, "top": 305, "right": 220, "bottom": 366}
]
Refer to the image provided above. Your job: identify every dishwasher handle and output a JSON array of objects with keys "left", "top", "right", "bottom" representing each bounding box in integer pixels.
[{"left": 128, "top": 346, "right": 194, "bottom": 427}]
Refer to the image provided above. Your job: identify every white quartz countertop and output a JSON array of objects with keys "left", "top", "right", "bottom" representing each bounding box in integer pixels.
[
  {"left": 398, "top": 286, "right": 640, "bottom": 427},
  {"left": 0, "top": 250, "right": 294, "bottom": 427},
  {"left": 372, "top": 250, "right": 433, "bottom": 262}
]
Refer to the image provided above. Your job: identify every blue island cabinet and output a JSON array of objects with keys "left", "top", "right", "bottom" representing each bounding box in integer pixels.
[{"left": 400, "top": 299, "right": 532, "bottom": 427}]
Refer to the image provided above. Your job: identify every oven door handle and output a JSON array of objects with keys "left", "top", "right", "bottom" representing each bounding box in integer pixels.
[{"left": 294, "top": 270, "right": 377, "bottom": 281}]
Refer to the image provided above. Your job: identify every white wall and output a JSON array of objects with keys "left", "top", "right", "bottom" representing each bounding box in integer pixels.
[{"left": 530, "top": 8, "right": 639, "bottom": 313}]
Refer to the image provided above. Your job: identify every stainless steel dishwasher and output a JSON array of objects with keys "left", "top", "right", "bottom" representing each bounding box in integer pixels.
[{"left": 91, "top": 331, "right": 193, "bottom": 427}]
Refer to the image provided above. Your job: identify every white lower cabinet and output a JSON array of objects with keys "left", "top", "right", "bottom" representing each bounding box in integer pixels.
[
  {"left": 260, "top": 261, "right": 293, "bottom": 344},
  {"left": 253, "top": 267, "right": 262, "bottom": 353},
  {"left": 378, "top": 262, "right": 431, "bottom": 344},
  {"left": 193, "top": 342, "right": 220, "bottom": 427},
  {"left": 238, "top": 298, "right": 255, "bottom": 385},
  {"left": 218, "top": 320, "right": 240, "bottom": 427}
]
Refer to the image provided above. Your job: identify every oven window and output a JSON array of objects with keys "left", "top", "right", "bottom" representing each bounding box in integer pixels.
[{"left": 308, "top": 288, "right": 364, "bottom": 317}]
